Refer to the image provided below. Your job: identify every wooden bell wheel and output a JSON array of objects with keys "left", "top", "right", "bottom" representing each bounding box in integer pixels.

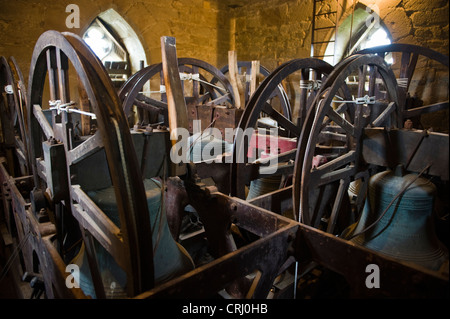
[
  {"left": 230, "top": 58, "right": 334, "bottom": 200},
  {"left": 355, "top": 43, "right": 449, "bottom": 131},
  {"left": 27, "top": 30, "right": 154, "bottom": 297},
  {"left": 0, "top": 56, "right": 35, "bottom": 297},
  {"left": 118, "top": 63, "right": 165, "bottom": 126},
  {"left": 118, "top": 58, "right": 236, "bottom": 128},
  {"left": 7, "top": 56, "right": 30, "bottom": 175},
  {"left": 292, "top": 54, "right": 401, "bottom": 234},
  {"left": 217, "top": 61, "right": 291, "bottom": 119},
  {"left": 0, "top": 56, "right": 30, "bottom": 176}
]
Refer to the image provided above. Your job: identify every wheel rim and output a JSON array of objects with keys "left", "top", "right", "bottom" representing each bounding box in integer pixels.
[
  {"left": 0, "top": 56, "right": 31, "bottom": 176},
  {"left": 119, "top": 57, "right": 236, "bottom": 128},
  {"left": 230, "top": 58, "right": 334, "bottom": 199},
  {"left": 27, "top": 30, "right": 154, "bottom": 297},
  {"left": 294, "top": 54, "right": 400, "bottom": 234},
  {"left": 356, "top": 43, "right": 449, "bottom": 131},
  {"left": 218, "top": 61, "right": 291, "bottom": 117}
]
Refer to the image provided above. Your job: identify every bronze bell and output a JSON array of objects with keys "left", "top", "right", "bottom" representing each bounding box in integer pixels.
[
  {"left": 349, "top": 167, "right": 449, "bottom": 274},
  {"left": 246, "top": 175, "right": 282, "bottom": 200},
  {"left": 71, "top": 178, "right": 195, "bottom": 298}
]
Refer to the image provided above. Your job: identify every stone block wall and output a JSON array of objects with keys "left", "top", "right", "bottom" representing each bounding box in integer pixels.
[
  {"left": 0, "top": 0, "right": 448, "bottom": 130},
  {"left": 229, "top": 0, "right": 448, "bottom": 66},
  {"left": 229, "top": 0, "right": 448, "bottom": 131},
  {"left": 0, "top": 0, "right": 233, "bottom": 82}
]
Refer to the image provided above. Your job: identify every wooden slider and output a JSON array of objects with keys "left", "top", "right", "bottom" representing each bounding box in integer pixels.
[
  {"left": 228, "top": 50, "right": 245, "bottom": 109},
  {"left": 250, "top": 60, "right": 260, "bottom": 97},
  {"left": 161, "top": 36, "right": 188, "bottom": 175},
  {"left": 161, "top": 36, "right": 189, "bottom": 141},
  {"left": 77, "top": 76, "right": 91, "bottom": 136}
]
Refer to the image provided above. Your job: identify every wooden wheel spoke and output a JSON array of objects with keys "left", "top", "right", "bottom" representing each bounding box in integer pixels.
[
  {"left": 326, "top": 177, "right": 350, "bottom": 233},
  {"left": 310, "top": 150, "right": 356, "bottom": 187},
  {"left": 256, "top": 148, "right": 296, "bottom": 177},
  {"left": 133, "top": 99, "right": 163, "bottom": 113},
  {"left": 197, "top": 91, "right": 212, "bottom": 103},
  {"left": 205, "top": 92, "right": 230, "bottom": 106},
  {"left": 135, "top": 93, "right": 168, "bottom": 110},
  {"left": 368, "top": 65, "right": 377, "bottom": 96},
  {"left": 71, "top": 185, "right": 124, "bottom": 262},
  {"left": 372, "top": 101, "right": 397, "bottom": 127},
  {"left": 314, "top": 165, "right": 355, "bottom": 188},
  {"left": 315, "top": 144, "right": 347, "bottom": 156},
  {"left": 67, "top": 131, "right": 103, "bottom": 165},
  {"left": 325, "top": 107, "right": 355, "bottom": 137},
  {"left": 357, "top": 64, "right": 368, "bottom": 97},
  {"left": 256, "top": 148, "right": 296, "bottom": 166},
  {"left": 262, "top": 102, "right": 301, "bottom": 136},
  {"left": 33, "top": 104, "right": 54, "bottom": 139},
  {"left": 56, "top": 48, "right": 70, "bottom": 103},
  {"left": 197, "top": 77, "right": 223, "bottom": 95},
  {"left": 317, "top": 130, "right": 347, "bottom": 144},
  {"left": 46, "top": 48, "right": 59, "bottom": 101}
]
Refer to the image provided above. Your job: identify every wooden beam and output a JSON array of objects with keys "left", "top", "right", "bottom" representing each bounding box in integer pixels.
[
  {"left": 250, "top": 60, "right": 260, "bottom": 97},
  {"left": 161, "top": 36, "right": 188, "bottom": 175},
  {"left": 161, "top": 36, "right": 188, "bottom": 136},
  {"left": 228, "top": 51, "right": 245, "bottom": 109}
]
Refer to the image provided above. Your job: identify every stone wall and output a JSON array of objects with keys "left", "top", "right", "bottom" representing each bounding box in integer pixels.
[
  {"left": 1, "top": 0, "right": 448, "bottom": 79},
  {"left": 230, "top": 0, "right": 313, "bottom": 71},
  {"left": 229, "top": 0, "right": 449, "bottom": 67},
  {"left": 1, "top": 0, "right": 448, "bottom": 76},
  {"left": 0, "top": 0, "right": 233, "bottom": 82},
  {"left": 0, "top": 0, "right": 448, "bottom": 130},
  {"left": 228, "top": 0, "right": 448, "bottom": 131}
]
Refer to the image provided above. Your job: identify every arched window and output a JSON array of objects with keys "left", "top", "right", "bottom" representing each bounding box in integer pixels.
[
  {"left": 82, "top": 9, "right": 147, "bottom": 89},
  {"left": 323, "top": 5, "right": 392, "bottom": 65},
  {"left": 83, "top": 18, "right": 121, "bottom": 61}
]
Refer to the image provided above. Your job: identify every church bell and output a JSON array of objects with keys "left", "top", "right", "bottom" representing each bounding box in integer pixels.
[
  {"left": 246, "top": 175, "right": 282, "bottom": 200},
  {"left": 349, "top": 167, "right": 449, "bottom": 274}
]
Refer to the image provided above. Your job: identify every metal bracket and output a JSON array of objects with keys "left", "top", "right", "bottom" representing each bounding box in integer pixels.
[{"left": 49, "top": 100, "right": 97, "bottom": 119}]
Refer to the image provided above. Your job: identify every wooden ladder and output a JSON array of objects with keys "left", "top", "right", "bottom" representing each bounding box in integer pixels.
[{"left": 310, "top": 0, "right": 339, "bottom": 63}]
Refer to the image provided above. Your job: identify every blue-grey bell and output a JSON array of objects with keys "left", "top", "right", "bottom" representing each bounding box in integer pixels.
[
  {"left": 246, "top": 175, "right": 282, "bottom": 200},
  {"left": 72, "top": 178, "right": 194, "bottom": 298},
  {"left": 350, "top": 169, "right": 448, "bottom": 273}
]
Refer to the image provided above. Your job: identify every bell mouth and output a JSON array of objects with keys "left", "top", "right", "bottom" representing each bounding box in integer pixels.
[{"left": 349, "top": 169, "right": 449, "bottom": 273}]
